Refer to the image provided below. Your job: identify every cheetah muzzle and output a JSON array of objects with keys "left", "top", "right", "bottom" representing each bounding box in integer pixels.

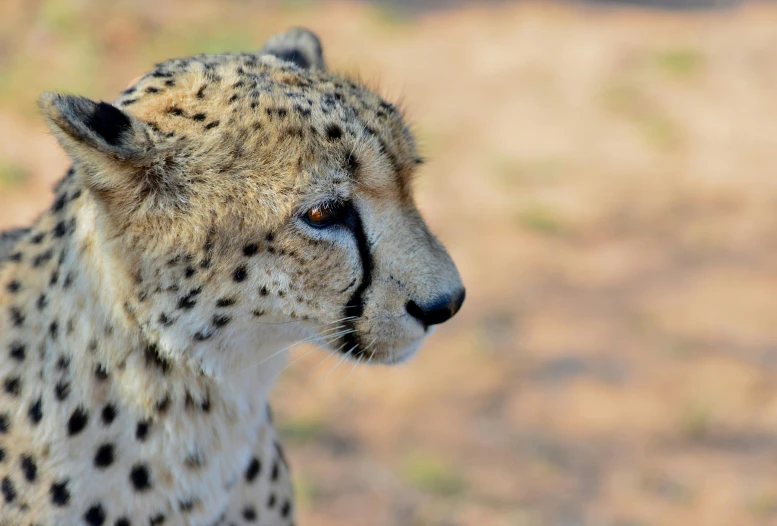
[{"left": 0, "top": 27, "right": 464, "bottom": 525}]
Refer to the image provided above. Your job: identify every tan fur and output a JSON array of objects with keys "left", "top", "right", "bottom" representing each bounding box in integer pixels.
[{"left": 0, "top": 28, "right": 463, "bottom": 525}]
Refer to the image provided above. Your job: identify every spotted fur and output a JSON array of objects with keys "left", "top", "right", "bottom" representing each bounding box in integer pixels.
[{"left": 0, "top": 28, "right": 463, "bottom": 525}]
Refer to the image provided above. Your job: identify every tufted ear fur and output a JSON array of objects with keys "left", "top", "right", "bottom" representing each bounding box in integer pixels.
[
  {"left": 38, "top": 93, "right": 162, "bottom": 207},
  {"left": 259, "top": 27, "right": 326, "bottom": 71}
]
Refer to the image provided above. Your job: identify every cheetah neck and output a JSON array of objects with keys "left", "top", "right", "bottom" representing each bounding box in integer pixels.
[
  {"left": 1, "top": 173, "right": 299, "bottom": 525},
  {"left": 6, "top": 171, "right": 294, "bottom": 429}
]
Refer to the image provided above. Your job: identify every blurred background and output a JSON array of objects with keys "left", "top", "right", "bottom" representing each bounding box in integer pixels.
[{"left": 2, "top": 1, "right": 777, "bottom": 525}]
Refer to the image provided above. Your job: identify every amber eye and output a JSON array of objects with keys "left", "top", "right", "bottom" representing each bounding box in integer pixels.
[
  {"left": 302, "top": 201, "right": 350, "bottom": 228},
  {"left": 305, "top": 205, "right": 333, "bottom": 225}
]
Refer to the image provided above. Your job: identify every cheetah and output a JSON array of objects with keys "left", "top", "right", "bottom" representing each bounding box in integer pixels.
[{"left": 0, "top": 28, "right": 465, "bottom": 525}]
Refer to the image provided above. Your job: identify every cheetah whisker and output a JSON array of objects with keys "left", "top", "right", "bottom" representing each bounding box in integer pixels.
[
  {"left": 272, "top": 336, "right": 352, "bottom": 380},
  {"left": 312, "top": 344, "right": 357, "bottom": 388},
  {"left": 352, "top": 352, "right": 374, "bottom": 397},
  {"left": 339, "top": 336, "right": 376, "bottom": 395},
  {"left": 244, "top": 322, "right": 354, "bottom": 371}
]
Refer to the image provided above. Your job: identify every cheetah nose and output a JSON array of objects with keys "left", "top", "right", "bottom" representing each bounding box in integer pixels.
[{"left": 405, "top": 288, "right": 465, "bottom": 329}]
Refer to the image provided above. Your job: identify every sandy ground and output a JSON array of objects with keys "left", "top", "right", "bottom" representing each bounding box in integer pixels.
[{"left": 2, "top": 1, "right": 777, "bottom": 524}]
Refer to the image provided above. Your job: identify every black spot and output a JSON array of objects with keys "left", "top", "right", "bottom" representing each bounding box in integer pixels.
[
  {"left": 28, "top": 397, "right": 42, "bottom": 424},
  {"left": 260, "top": 286, "right": 268, "bottom": 296},
  {"left": 168, "top": 107, "right": 184, "bottom": 117},
  {"left": 130, "top": 464, "right": 152, "bottom": 492},
  {"left": 193, "top": 329, "right": 212, "bottom": 341},
  {"left": 184, "top": 451, "right": 203, "bottom": 469},
  {"left": 158, "top": 313, "right": 174, "bottom": 327},
  {"left": 177, "top": 287, "right": 202, "bottom": 310},
  {"left": 233, "top": 266, "right": 248, "bottom": 282},
  {"left": 296, "top": 105, "right": 312, "bottom": 118},
  {"left": 63, "top": 271, "right": 75, "bottom": 288},
  {"left": 30, "top": 232, "right": 44, "bottom": 245},
  {"left": 10, "top": 307, "right": 25, "bottom": 326},
  {"left": 144, "top": 344, "right": 170, "bottom": 374},
  {"left": 281, "top": 500, "right": 292, "bottom": 517},
  {"left": 229, "top": 94, "right": 239, "bottom": 103},
  {"left": 146, "top": 86, "right": 160, "bottom": 94},
  {"left": 94, "top": 363, "right": 109, "bottom": 381},
  {"left": 57, "top": 355, "right": 70, "bottom": 370},
  {"left": 212, "top": 314, "right": 231, "bottom": 328},
  {"left": 265, "top": 232, "right": 274, "bottom": 242},
  {"left": 245, "top": 457, "right": 261, "bottom": 483},
  {"left": 271, "top": 461, "right": 280, "bottom": 481},
  {"left": 94, "top": 443, "right": 115, "bottom": 468},
  {"left": 50, "top": 479, "right": 70, "bottom": 506},
  {"left": 67, "top": 407, "right": 89, "bottom": 436},
  {"left": 267, "top": 493, "right": 276, "bottom": 508},
  {"left": 55, "top": 381, "right": 70, "bottom": 401},
  {"left": 200, "top": 396, "right": 210, "bottom": 412},
  {"left": 179, "top": 499, "right": 196, "bottom": 512},
  {"left": 149, "top": 514, "right": 165, "bottom": 525},
  {"left": 52, "top": 193, "right": 67, "bottom": 212},
  {"left": 216, "top": 297, "right": 236, "bottom": 308},
  {"left": 204, "top": 120, "right": 220, "bottom": 130},
  {"left": 9, "top": 341, "right": 25, "bottom": 361},
  {"left": 85, "top": 102, "right": 132, "bottom": 146},
  {"left": 243, "top": 506, "right": 257, "bottom": 522},
  {"left": 156, "top": 395, "right": 170, "bottom": 413},
  {"left": 21, "top": 455, "right": 36, "bottom": 482},
  {"left": 84, "top": 503, "right": 106, "bottom": 525},
  {"left": 52, "top": 220, "right": 67, "bottom": 238},
  {"left": 101, "top": 404, "right": 117, "bottom": 425},
  {"left": 164, "top": 79, "right": 175, "bottom": 87},
  {"left": 243, "top": 244, "right": 258, "bottom": 256},
  {"left": 196, "top": 85, "right": 207, "bottom": 98},
  {"left": 5, "top": 280, "right": 20, "bottom": 293},
  {"left": 347, "top": 153, "right": 360, "bottom": 173},
  {"left": 37, "top": 293, "right": 48, "bottom": 310},
  {"left": 192, "top": 113, "right": 206, "bottom": 122},
  {"left": 115, "top": 518, "right": 131, "bottom": 526},
  {"left": 0, "top": 413, "right": 8, "bottom": 433},
  {"left": 2, "top": 476, "right": 15, "bottom": 503},
  {"left": 136, "top": 420, "right": 150, "bottom": 441},
  {"left": 49, "top": 320, "right": 59, "bottom": 338},
  {"left": 184, "top": 266, "right": 196, "bottom": 278},
  {"left": 0, "top": 448, "right": 5, "bottom": 462},
  {"left": 326, "top": 124, "right": 343, "bottom": 140},
  {"left": 4, "top": 376, "right": 21, "bottom": 396}
]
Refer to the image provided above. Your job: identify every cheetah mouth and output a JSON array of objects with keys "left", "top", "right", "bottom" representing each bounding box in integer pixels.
[{"left": 330, "top": 330, "right": 424, "bottom": 366}]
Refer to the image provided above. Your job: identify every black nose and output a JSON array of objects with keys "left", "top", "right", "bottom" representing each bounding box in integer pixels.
[{"left": 406, "top": 288, "right": 466, "bottom": 329}]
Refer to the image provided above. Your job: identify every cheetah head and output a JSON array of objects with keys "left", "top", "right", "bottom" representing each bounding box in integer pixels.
[{"left": 37, "top": 28, "right": 464, "bottom": 378}]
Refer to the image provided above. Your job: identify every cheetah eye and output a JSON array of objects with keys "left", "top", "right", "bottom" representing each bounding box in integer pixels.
[{"left": 302, "top": 201, "right": 350, "bottom": 228}]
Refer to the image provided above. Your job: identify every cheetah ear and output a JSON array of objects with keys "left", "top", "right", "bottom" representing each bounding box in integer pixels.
[
  {"left": 259, "top": 27, "right": 326, "bottom": 71},
  {"left": 38, "top": 93, "right": 159, "bottom": 203},
  {"left": 38, "top": 93, "right": 152, "bottom": 164}
]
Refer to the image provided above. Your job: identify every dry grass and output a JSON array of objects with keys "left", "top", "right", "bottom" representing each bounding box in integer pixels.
[{"left": 2, "top": 1, "right": 777, "bottom": 524}]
